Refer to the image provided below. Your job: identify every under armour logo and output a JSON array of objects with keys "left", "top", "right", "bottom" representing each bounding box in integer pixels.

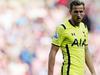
[{"left": 71, "top": 33, "right": 76, "bottom": 36}]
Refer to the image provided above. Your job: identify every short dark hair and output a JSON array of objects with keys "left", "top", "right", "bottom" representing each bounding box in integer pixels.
[{"left": 70, "top": 0, "right": 85, "bottom": 11}]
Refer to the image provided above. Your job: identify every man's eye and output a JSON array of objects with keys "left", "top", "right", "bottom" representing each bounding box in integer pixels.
[
  {"left": 80, "top": 11, "right": 83, "bottom": 13},
  {"left": 74, "top": 11, "right": 83, "bottom": 13},
  {"left": 74, "top": 11, "right": 78, "bottom": 13}
]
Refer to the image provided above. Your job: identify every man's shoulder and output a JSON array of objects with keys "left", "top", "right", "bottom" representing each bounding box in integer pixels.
[
  {"left": 80, "top": 22, "right": 88, "bottom": 29},
  {"left": 80, "top": 22, "right": 88, "bottom": 33},
  {"left": 58, "top": 19, "right": 69, "bottom": 30}
]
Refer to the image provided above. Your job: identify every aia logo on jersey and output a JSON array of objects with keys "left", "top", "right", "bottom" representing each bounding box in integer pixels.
[
  {"left": 71, "top": 39, "right": 86, "bottom": 47},
  {"left": 53, "top": 32, "right": 58, "bottom": 39}
]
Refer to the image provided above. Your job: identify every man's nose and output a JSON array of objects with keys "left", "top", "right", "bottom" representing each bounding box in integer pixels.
[{"left": 77, "top": 12, "right": 81, "bottom": 16}]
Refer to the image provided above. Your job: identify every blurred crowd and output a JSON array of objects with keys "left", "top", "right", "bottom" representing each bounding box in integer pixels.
[{"left": 0, "top": 0, "right": 100, "bottom": 75}]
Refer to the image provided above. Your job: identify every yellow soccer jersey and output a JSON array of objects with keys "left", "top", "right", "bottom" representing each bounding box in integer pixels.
[{"left": 52, "top": 20, "right": 88, "bottom": 75}]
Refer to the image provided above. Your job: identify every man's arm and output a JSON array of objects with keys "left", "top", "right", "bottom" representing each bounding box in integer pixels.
[
  {"left": 48, "top": 44, "right": 59, "bottom": 75},
  {"left": 85, "top": 45, "right": 96, "bottom": 75}
]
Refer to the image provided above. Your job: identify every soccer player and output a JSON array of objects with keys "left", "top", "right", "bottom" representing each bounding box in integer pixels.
[{"left": 48, "top": 0, "right": 96, "bottom": 75}]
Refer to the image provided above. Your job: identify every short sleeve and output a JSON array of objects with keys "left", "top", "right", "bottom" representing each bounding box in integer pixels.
[{"left": 51, "top": 25, "right": 65, "bottom": 46}]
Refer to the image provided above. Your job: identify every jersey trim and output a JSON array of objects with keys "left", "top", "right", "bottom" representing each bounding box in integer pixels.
[
  {"left": 61, "top": 62, "right": 64, "bottom": 75},
  {"left": 66, "top": 45, "right": 71, "bottom": 75},
  {"left": 51, "top": 43, "right": 60, "bottom": 47},
  {"left": 61, "top": 24, "right": 66, "bottom": 29}
]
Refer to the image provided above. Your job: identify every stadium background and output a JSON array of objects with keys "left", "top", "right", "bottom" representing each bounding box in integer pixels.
[{"left": 0, "top": 0, "right": 100, "bottom": 75}]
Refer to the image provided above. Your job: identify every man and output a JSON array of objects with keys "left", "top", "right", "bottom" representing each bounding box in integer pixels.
[{"left": 48, "top": 0, "right": 96, "bottom": 75}]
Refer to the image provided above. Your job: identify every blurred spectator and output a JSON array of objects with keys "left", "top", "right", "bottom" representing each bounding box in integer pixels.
[
  {"left": 56, "top": 0, "right": 69, "bottom": 6},
  {"left": 20, "top": 48, "right": 36, "bottom": 75}
]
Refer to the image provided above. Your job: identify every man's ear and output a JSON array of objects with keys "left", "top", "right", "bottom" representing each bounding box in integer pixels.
[{"left": 69, "top": 10, "right": 71, "bottom": 14}]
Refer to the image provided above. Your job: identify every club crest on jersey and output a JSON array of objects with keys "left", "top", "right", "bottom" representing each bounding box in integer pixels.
[{"left": 53, "top": 32, "right": 58, "bottom": 39}]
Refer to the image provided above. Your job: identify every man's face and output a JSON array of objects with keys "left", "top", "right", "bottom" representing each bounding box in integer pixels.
[{"left": 70, "top": 5, "right": 85, "bottom": 23}]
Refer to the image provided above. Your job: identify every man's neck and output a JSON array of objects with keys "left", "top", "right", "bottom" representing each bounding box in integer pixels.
[{"left": 69, "top": 19, "right": 80, "bottom": 27}]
